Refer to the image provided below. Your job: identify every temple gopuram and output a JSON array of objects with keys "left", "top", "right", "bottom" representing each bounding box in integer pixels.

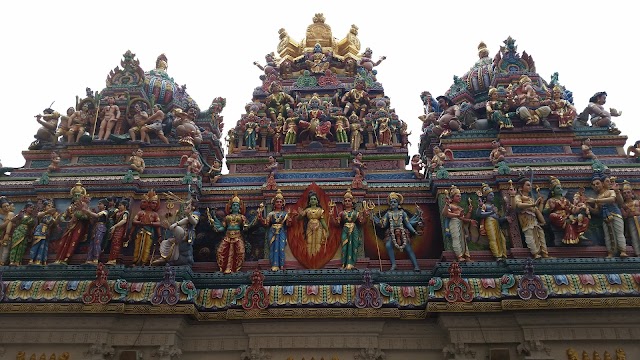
[{"left": 1, "top": 14, "right": 639, "bottom": 360}]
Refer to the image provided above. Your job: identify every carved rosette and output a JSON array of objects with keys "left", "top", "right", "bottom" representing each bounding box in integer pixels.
[
  {"left": 517, "top": 258, "right": 549, "bottom": 300},
  {"left": 354, "top": 269, "right": 382, "bottom": 309},
  {"left": 151, "top": 264, "right": 179, "bottom": 306},
  {"left": 444, "top": 262, "right": 473, "bottom": 303},
  {"left": 242, "top": 269, "right": 270, "bottom": 310},
  {"left": 82, "top": 263, "right": 113, "bottom": 305}
]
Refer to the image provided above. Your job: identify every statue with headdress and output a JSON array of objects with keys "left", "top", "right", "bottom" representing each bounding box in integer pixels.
[
  {"left": 54, "top": 187, "right": 92, "bottom": 265},
  {"left": 342, "top": 78, "right": 370, "bottom": 121},
  {"left": 509, "top": 174, "right": 548, "bottom": 259},
  {"left": 586, "top": 173, "right": 628, "bottom": 258},
  {"left": 621, "top": 180, "right": 640, "bottom": 256},
  {"left": 543, "top": 85, "right": 577, "bottom": 127},
  {"left": 265, "top": 81, "right": 295, "bottom": 124},
  {"left": 0, "top": 196, "right": 16, "bottom": 266},
  {"left": 544, "top": 176, "right": 588, "bottom": 245},
  {"left": 131, "top": 189, "right": 162, "bottom": 265},
  {"left": 476, "top": 183, "right": 508, "bottom": 261},
  {"left": 507, "top": 75, "right": 551, "bottom": 126},
  {"left": 371, "top": 192, "right": 421, "bottom": 271},
  {"left": 30, "top": 106, "right": 61, "bottom": 149},
  {"left": 329, "top": 189, "right": 370, "bottom": 270},
  {"left": 442, "top": 185, "right": 476, "bottom": 262},
  {"left": 207, "top": 193, "right": 250, "bottom": 273},
  {"left": 577, "top": 91, "right": 622, "bottom": 134},
  {"left": 152, "top": 195, "right": 199, "bottom": 266},
  {"left": 256, "top": 189, "right": 290, "bottom": 271}
]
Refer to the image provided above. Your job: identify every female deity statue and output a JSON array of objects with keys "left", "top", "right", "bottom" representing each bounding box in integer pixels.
[
  {"left": 442, "top": 185, "right": 476, "bottom": 262},
  {"left": 257, "top": 189, "right": 290, "bottom": 271},
  {"left": 107, "top": 199, "right": 129, "bottom": 265},
  {"left": 8, "top": 202, "right": 36, "bottom": 266},
  {"left": 544, "top": 86, "right": 577, "bottom": 127},
  {"left": 294, "top": 190, "right": 329, "bottom": 257},
  {"left": 284, "top": 109, "right": 299, "bottom": 145},
  {"left": 83, "top": 199, "right": 109, "bottom": 264},
  {"left": 131, "top": 190, "right": 162, "bottom": 266},
  {"left": 333, "top": 109, "right": 349, "bottom": 143},
  {"left": 509, "top": 177, "right": 548, "bottom": 259},
  {"left": 66, "top": 103, "right": 92, "bottom": 143},
  {"left": 29, "top": 200, "right": 59, "bottom": 265},
  {"left": 349, "top": 114, "right": 363, "bottom": 151},
  {"left": 54, "top": 193, "right": 91, "bottom": 264},
  {"left": 0, "top": 196, "right": 15, "bottom": 266},
  {"left": 329, "top": 189, "right": 369, "bottom": 270},
  {"left": 544, "top": 176, "right": 588, "bottom": 245},
  {"left": 486, "top": 87, "right": 513, "bottom": 129},
  {"left": 372, "top": 192, "right": 421, "bottom": 271},
  {"left": 476, "top": 183, "right": 508, "bottom": 261},
  {"left": 208, "top": 194, "right": 249, "bottom": 274},
  {"left": 587, "top": 174, "right": 628, "bottom": 258},
  {"left": 621, "top": 181, "right": 640, "bottom": 256}
]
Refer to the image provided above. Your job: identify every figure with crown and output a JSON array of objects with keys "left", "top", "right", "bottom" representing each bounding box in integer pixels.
[
  {"left": 329, "top": 189, "right": 370, "bottom": 270},
  {"left": 621, "top": 181, "right": 640, "bottom": 256},
  {"left": 256, "top": 189, "right": 290, "bottom": 271},
  {"left": 509, "top": 176, "right": 548, "bottom": 259},
  {"left": 131, "top": 190, "right": 162, "bottom": 266},
  {"left": 587, "top": 174, "right": 628, "bottom": 258},
  {"left": 372, "top": 192, "right": 421, "bottom": 271},
  {"left": 507, "top": 75, "right": 551, "bottom": 126},
  {"left": 544, "top": 176, "right": 588, "bottom": 245},
  {"left": 476, "top": 183, "right": 508, "bottom": 261},
  {"left": 54, "top": 184, "right": 91, "bottom": 264},
  {"left": 442, "top": 185, "right": 476, "bottom": 262},
  {"left": 208, "top": 194, "right": 249, "bottom": 274},
  {"left": 543, "top": 86, "right": 577, "bottom": 127}
]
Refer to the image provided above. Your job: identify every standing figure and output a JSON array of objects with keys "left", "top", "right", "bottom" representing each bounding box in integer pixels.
[
  {"left": 244, "top": 120, "right": 259, "bottom": 150},
  {"left": 411, "top": 154, "right": 425, "bottom": 180},
  {"left": 131, "top": 190, "right": 162, "bottom": 266},
  {"left": 284, "top": 109, "right": 299, "bottom": 145},
  {"left": 83, "top": 199, "right": 109, "bottom": 264},
  {"left": 545, "top": 176, "right": 587, "bottom": 244},
  {"left": 372, "top": 192, "right": 421, "bottom": 271},
  {"left": 55, "top": 195, "right": 91, "bottom": 264},
  {"left": 333, "top": 109, "right": 350, "bottom": 143},
  {"left": 349, "top": 114, "right": 363, "bottom": 151},
  {"left": 330, "top": 189, "right": 367, "bottom": 269},
  {"left": 0, "top": 196, "right": 16, "bottom": 265},
  {"left": 207, "top": 194, "right": 249, "bottom": 274},
  {"left": 67, "top": 103, "right": 92, "bottom": 143},
  {"left": 342, "top": 78, "right": 370, "bottom": 120},
  {"left": 273, "top": 114, "right": 284, "bottom": 153},
  {"left": 129, "top": 148, "right": 146, "bottom": 173},
  {"left": 128, "top": 103, "right": 149, "bottom": 142},
  {"left": 375, "top": 114, "right": 392, "bottom": 146},
  {"left": 486, "top": 87, "right": 513, "bottom": 129},
  {"left": 107, "top": 200, "right": 129, "bottom": 265},
  {"left": 489, "top": 140, "right": 507, "bottom": 165},
  {"left": 97, "top": 96, "right": 121, "bottom": 140},
  {"left": 8, "top": 202, "right": 36, "bottom": 266},
  {"left": 588, "top": 174, "right": 628, "bottom": 258},
  {"left": 140, "top": 105, "right": 169, "bottom": 144},
  {"left": 294, "top": 191, "right": 329, "bottom": 257},
  {"left": 621, "top": 181, "right": 640, "bottom": 256},
  {"left": 257, "top": 189, "right": 290, "bottom": 271},
  {"left": 442, "top": 185, "right": 476, "bottom": 262},
  {"left": 29, "top": 200, "right": 59, "bottom": 265},
  {"left": 578, "top": 91, "right": 622, "bottom": 133},
  {"left": 476, "top": 184, "right": 508, "bottom": 260},
  {"left": 510, "top": 177, "right": 548, "bottom": 259}
]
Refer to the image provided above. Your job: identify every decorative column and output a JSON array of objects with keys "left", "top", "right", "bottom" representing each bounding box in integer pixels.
[
  {"left": 84, "top": 343, "right": 115, "bottom": 360},
  {"left": 442, "top": 342, "right": 477, "bottom": 360},
  {"left": 517, "top": 340, "right": 554, "bottom": 360},
  {"left": 354, "top": 348, "right": 386, "bottom": 360},
  {"left": 152, "top": 345, "right": 182, "bottom": 360},
  {"left": 241, "top": 348, "right": 271, "bottom": 360}
]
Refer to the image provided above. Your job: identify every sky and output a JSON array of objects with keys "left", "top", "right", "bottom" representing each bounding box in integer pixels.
[{"left": 0, "top": 1, "right": 636, "bottom": 169}]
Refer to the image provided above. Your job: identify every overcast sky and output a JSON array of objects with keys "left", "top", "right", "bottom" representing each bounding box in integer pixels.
[{"left": 1, "top": 1, "right": 636, "bottom": 168}]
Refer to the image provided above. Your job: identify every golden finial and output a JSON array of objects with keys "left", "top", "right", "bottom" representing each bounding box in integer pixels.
[{"left": 344, "top": 188, "right": 354, "bottom": 200}]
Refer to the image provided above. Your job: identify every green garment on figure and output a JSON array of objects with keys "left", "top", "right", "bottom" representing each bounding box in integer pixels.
[
  {"left": 340, "top": 210, "right": 362, "bottom": 267},
  {"left": 9, "top": 214, "right": 35, "bottom": 264}
]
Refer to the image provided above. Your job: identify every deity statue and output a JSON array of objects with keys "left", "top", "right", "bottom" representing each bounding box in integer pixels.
[
  {"left": 8, "top": 202, "right": 36, "bottom": 266},
  {"left": 153, "top": 199, "right": 199, "bottom": 266},
  {"left": 180, "top": 151, "right": 203, "bottom": 176},
  {"left": 507, "top": 75, "right": 551, "bottom": 126},
  {"left": 140, "top": 105, "right": 169, "bottom": 144},
  {"left": 352, "top": 152, "right": 366, "bottom": 179},
  {"left": 106, "top": 199, "right": 129, "bottom": 265},
  {"left": 577, "top": 91, "right": 622, "bottom": 134},
  {"left": 342, "top": 78, "right": 370, "bottom": 121},
  {"left": 571, "top": 187, "right": 591, "bottom": 238},
  {"left": 97, "top": 96, "right": 121, "bottom": 140},
  {"left": 486, "top": 87, "right": 513, "bottom": 129},
  {"left": 265, "top": 156, "right": 279, "bottom": 177},
  {"left": 54, "top": 194, "right": 91, "bottom": 264},
  {"left": 581, "top": 138, "right": 597, "bottom": 160},
  {"left": 265, "top": 82, "right": 295, "bottom": 124},
  {"left": 510, "top": 177, "right": 548, "bottom": 259},
  {"left": 48, "top": 151, "right": 61, "bottom": 172},
  {"left": 244, "top": 119, "right": 259, "bottom": 150},
  {"left": 429, "top": 145, "right": 449, "bottom": 175},
  {"left": 0, "top": 196, "right": 16, "bottom": 266},
  {"left": 372, "top": 192, "right": 421, "bottom": 271},
  {"left": 373, "top": 107, "right": 392, "bottom": 146},
  {"left": 543, "top": 86, "right": 577, "bottom": 127},
  {"left": 131, "top": 190, "right": 162, "bottom": 265},
  {"left": 330, "top": 189, "right": 369, "bottom": 269},
  {"left": 273, "top": 114, "right": 284, "bottom": 153},
  {"left": 305, "top": 43, "right": 331, "bottom": 74},
  {"left": 333, "top": 108, "right": 349, "bottom": 143},
  {"left": 129, "top": 148, "right": 146, "bottom": 173},
  {"left": 476, "top": 183, "right": 508, "bottom": 260},
  {"left": 29, "top": 200, "right": 59, "bottom": 265},
  {"left": 431, "top": 96, "right": 462, "bottom": 138},
  {"left": 442, "top": 185, "right": 476, "bottom": 262},
  {"left": 31, "top": 107, "right": 60, "bottom": 149},
  {"left": 587, "top": 174, "right": 628, "bottom": 258},
  {"left": 359, "top": 47, "right": 386, "bottom": 73},
  {"left": 349, "top": 114, "right": 364, "bottom": 151},
  {"left": 172, "top": 108, "right": 202, "bottom": 146},
  {"left": 621, "top": 181, "right": 640, "bottom": 256},
  {"left": 208, "top": 159, "right": 222, "bottom": 184},
  {"left": 208, "top": 194, "right": 249, "bottom": 274},
  {"left": 66, "top": 103, "right": 92, "bottom": 143},
  {"left": 82, "top": 198, "right": 109, "bottom": 264},
  {"left": 284, "top": 109, "right": 299, "bottom": 145},
  {"left": 299, "top": 94, "right": 331, "bottom": 141},
  {"left": 257, "top": 189, "right": 290, "bottom": 271},
  {"left": 253, "top": 52, "right": 279, "bottom": 76},
  {"left": 411, "top": 154, "right": 425, "bottom": 180},
  {"left": 489, "top": 140, "right": 507, "bottom": 165},
  {"left": 293, "top": 190, "right": 329, "bottom": 257},
  {"left": 128, "top": 103, "right": 149, "bottom": 142},
  {"left": 544, "top": 176, "right": 588, "bottom": 245}
]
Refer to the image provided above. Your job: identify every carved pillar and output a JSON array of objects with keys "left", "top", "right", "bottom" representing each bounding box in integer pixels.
[
  {"left": 354, "top": 347, "right": 386, "bottom": 360},
  {"left": 517, "top": 340, "right": 554, "bottom": 360},
  {"left": 152, "top": 345, "right": 182, "bottom": 360},
  {"left": 259, "top": 130, "right": 268, "bottom": 150},
  {"left": 84, "top": 343, "right": 115, "bottom": 360},
  {"left": 240, "top": 348, "right": 271, "bottom": 360},
  {"left": 442, "top": 342, "right": 477, "bottom": 360}
]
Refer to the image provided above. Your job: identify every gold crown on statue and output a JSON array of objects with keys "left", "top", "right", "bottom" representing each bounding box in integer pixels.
[
  {"left": 143, "top": 189, "right": 158, "bottom": 201},
  {"left": 448, "top": 185, "right": 461, "bottom": 198},
  {"left": 622, "top": 180, "right": 633, "bottom": 191},
  {"left": 388, "top": 192, "right": 404, "bottom": 204},
  {"left": 230, "top": 193, "right": 241, "bottom": 204},
  {"left": 272, "top": 189, "right": 285, "bottom": 205},
  {"left": 549, "top": 176, "right": 561, "bottom": 190},
  {"left": 480, "top": 183, "right": 493, "bottom": 197},
  {"left": 343, "top": 188, "right": 354, "bottom": 200},
  {"left": 519, "top": 75, "right": 532, "bottom": 85}
]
